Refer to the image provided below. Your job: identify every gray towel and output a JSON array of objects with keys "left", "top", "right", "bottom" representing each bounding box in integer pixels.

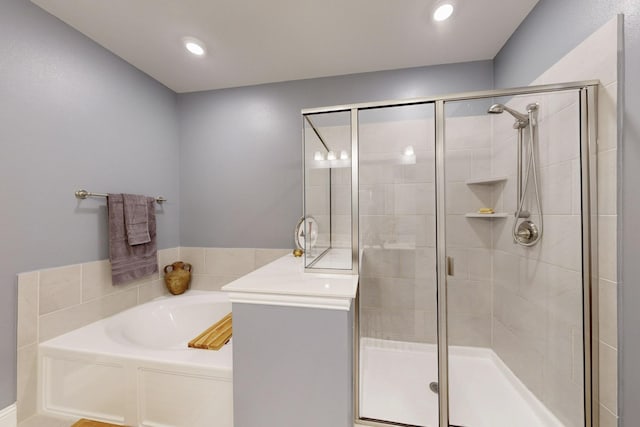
[
  {"left": 123, "top": 193, "right": 151, "bottom": 245},
  {"left": 108, "top": 194, "right": 158, "bottom": 285}
]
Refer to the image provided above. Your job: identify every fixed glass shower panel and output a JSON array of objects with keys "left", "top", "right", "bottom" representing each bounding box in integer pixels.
[
  {"left": 444, "top": 91, "right": 585, "bottom": 427},
  {"left": 357, "top": 103, "right": 438, "bottom": 426},
  {"left": 303, "top": 111, "right": 353, "bottom": 271}
]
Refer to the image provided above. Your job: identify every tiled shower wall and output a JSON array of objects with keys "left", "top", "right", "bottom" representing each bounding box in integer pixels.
[
  {"left": 491, "top": 91, "right": 585, "bottom": 426},
  {"left": 444, "top": 114, "right": 494, "bottom": 347},
  {"left": 358, "top": 115, "right": 438, "bottom": 343},
  {"left": 491, "top": 18, "right": 619, "bottom": 427},
  {"left": 16, "top": 247, "right": 289, "bottom": 423},
  {"left": 357, "top": 113, "right": 497, "bottom": 347},
  {"left": 357, "top": 17, "right": 618, "bottom": 427}
]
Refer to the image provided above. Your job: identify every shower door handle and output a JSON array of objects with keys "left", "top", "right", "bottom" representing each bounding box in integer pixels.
[{"left": 446, "top": 256, "right": 454, "bottom": 276}]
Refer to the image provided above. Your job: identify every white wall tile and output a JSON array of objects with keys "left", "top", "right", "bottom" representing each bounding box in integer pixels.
[
  {"left": 446, "top": 182, "right": 492, "bottom": 215},
  {"left": 467, "top": 248, "right": 492, "bottom": 281},
  {"left": 444, "top": 149, "right": 471, "bottom": 182},
  {"left": 532, "top": 17, "right": 617, "bottom": 87},
  {"left": 537, "top": 102, "right": 580, "bottom": 167},
  {"left": 470, "top": 148, "right": 492, "bottom": 178},
  {"left": 571, "top": 159, "right": 582, "bottom": 215},
  {"left": 598, "top": 215, "right": 617, "bottom": 282},
  {"left": 16, "top": 343, "right": 37, "bottom": 422},
  {"left": 541, "top": 161, "right": 574, "bottom": 215},
  {"left": 599, "top": 342, "right": 618, "bottom": 414},
  {"left": 414, "top": 248, "right": 436, "bottom": 281},
  {"left": 360, "top": 277, "right": 419, "bottom": 311},
  {"left": 493, "top": 283, "right": 546, "bottom": 349},
  {"left": 599, "top": 278, "right": 618, "bottom": 349},
  {"left": 138, "top": 279, "right": 169, "bottom": 303},
  {"left": 490, "top": 17, "right": 619, "bottom": 422},
  {"left": 492, "top": 320, "right": 544, "bottom": 397},
  {"left": 538, "top": 215, "right": 583, "bottom": 272},
  {"left": 447, "top": 279, "right": 491, "bottom": 315},
  {"left": 393, "top": 183, "right": 434, "bottom": 215},
  {"left": 598, "top": 82, "right": 618, "bottom": 152},
  {"left": 360, "top": 248, "right": 416, "bottom": 279},
  {"left": 331, "top": 184, "right": 351, "bottom": 215},
  {"left": 255, "top": 248, "right": 290, "bottom": 268},
  {"left": 493, "top": 249, "right": 520, "bottom": 288},
  {"left": 402, "top": 152, "right": 435, "bottom": 184},
  {"left": 39, "top": 288, "right": 137, "bottom": 342},
  {"left": 542, "top": 355, "right": 584, "bottom": 427},
  {"left": 359, "top": 184, "right": 388, "bottom": 215},
  {"left": 158, "top": 247, "right": 180, "bottom": 273},
  {"left": 38, "top": 265, "right": 81, "bottom": 315},
  {"left": 179, "top": 247, "right": 205, "bottom": 274},
  {"left": 448, "top": 313, "right": 492, "bottom": 347},
  {"left": 599, "top": 404, "right": 618, "bottom": 427},
  {"left": 17, "top": 272, "right": 38, "bottom": 348},
  {"left": 598, "top": 149, "right": 617, "bottom": 215},
  {"left": 446, "top": 215, "right": 492, "bottom": 248},
  {"left": 82, "top": 260, "right": 140, "bottom": 302},
  {"left": 204, "top": 248, "right": 255, "bottom": 276},
  {"left": 359, "top": 162, "right": 394, "bottom": 185}
]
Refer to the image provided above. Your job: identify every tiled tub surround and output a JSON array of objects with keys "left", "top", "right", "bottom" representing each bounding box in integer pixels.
[{"left": 16, "top": 247, "right": 289, "bottom": 425}]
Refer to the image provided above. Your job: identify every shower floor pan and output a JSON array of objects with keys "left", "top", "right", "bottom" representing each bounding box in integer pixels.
[{"left": 359, "top": 338, "right": 565, "bottom": 427}]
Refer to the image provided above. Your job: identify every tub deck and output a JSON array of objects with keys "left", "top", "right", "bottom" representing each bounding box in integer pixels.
[{"left": 38, "top": 291, "right": 233, "bottom": 427}]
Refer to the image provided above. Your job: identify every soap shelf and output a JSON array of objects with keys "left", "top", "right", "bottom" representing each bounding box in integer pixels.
[
  {"left": 465, "top": 176, "right": 508, "bottom": 185},
  {"left": 465, "top": 213, "right": 509, "bottom": 218}
]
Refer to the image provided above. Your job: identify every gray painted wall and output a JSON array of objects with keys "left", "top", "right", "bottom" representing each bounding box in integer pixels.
[
  {"left": 0, "top": 0, "right": 180, "bottom": 408},
  {"left": 494, "top": 1, "right": 639, "bottom": 425},
  {"left": 177, "top": 61, "right": 494, "bottom": 248}
]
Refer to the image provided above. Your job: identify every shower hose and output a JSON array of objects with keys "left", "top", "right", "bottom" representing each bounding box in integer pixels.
[{"left": 513, "top": 107, "right": 543, "bottom": 246}]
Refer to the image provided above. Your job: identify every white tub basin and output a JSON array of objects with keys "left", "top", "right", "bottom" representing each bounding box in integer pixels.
[{"left": 38, "top": 291, "right": 233, "bottom": 427}]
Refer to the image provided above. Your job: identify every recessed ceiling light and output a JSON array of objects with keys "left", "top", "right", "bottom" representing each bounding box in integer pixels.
[
  {"left": 182, "top": 37, "right": 206, "bottom": 56},
  {"left": 433, "top": 3, "right": 454, "bottom": 21}
]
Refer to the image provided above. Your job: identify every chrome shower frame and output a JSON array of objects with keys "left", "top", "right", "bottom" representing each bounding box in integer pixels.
[{"left": 301, "top": 80, "right": 599, "bottom": 427}]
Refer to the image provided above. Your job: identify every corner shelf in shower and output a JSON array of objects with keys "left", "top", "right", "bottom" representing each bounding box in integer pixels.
[
  {"left": 465, "top": 176, "right": 508, "bottom": 185},
  {"left": 465, "top": 212, "right": 509, "bottom": 218}
]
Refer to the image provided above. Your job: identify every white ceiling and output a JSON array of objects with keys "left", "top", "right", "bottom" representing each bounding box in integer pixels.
[{"left": 31, "top": 0, "right": 539, "bottom": 93}]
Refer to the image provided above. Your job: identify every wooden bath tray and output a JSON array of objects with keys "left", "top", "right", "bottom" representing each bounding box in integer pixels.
[
  {"left": 72, "top": 419, "right": 126, "bottom": 427},
  {"left": 188, "top": 313, "right": 232, "bottom": 350}
]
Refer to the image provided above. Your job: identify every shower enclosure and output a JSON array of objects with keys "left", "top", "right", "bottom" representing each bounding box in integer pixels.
[{"left": 302, "top": 81, "right": 599, "bottom": 427}]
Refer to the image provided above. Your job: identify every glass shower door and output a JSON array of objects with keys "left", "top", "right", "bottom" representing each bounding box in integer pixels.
[
  {"left": 357, "top": 103, "right": 439, "bottom": 426},
  {"left": 443, "top": 91, "right": 586, "bottom": 427}
]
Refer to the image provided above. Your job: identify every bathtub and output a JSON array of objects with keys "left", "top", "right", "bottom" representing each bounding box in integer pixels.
[{"left": 38, "top": 291, "right": 233, "bottom": 427}]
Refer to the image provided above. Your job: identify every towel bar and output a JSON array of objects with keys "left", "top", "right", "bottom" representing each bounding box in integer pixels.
[{"left": 75, "top": 189, "right": 166, "bottom": 203}]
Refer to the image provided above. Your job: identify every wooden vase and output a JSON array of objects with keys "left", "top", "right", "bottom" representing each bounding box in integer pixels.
[{"left": 163, "top": 261, "right": 192, "bottom": 295}]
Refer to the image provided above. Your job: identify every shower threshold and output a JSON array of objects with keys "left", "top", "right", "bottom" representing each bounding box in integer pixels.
[{"left": 359, "top": 338, "right": 566, "bottom": 427}]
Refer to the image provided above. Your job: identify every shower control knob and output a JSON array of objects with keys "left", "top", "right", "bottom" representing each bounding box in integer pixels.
[
  {"left": 517, "top": 228, "right": 532, "bottom": 239},
  {"left": 515, "top": 220, "right": 540, "bottom": 246}
]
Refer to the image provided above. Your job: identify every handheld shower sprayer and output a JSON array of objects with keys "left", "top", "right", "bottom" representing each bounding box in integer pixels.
[
  {"left": 488, "top": 103, "right": 529, "bottom": 129},
  {"left": 487, "top": 102, "right": 543, "bottom": 246}
]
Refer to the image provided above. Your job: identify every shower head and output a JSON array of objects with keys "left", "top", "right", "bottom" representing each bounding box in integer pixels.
[
  {"left": 487, "top": 104, "right": 505, "bottom": 114},
  {"left": 487, "top": 104, "right": 529, "bottom": 124}
]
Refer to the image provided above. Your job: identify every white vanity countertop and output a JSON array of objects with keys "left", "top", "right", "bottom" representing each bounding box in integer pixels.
[{"left": 221, "top": 254, "right": 358, "bottom": 311}]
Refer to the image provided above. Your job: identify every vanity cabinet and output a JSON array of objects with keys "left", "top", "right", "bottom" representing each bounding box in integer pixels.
[{"left": 223, "top": 255, "right": 358, "bottom": 427}]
